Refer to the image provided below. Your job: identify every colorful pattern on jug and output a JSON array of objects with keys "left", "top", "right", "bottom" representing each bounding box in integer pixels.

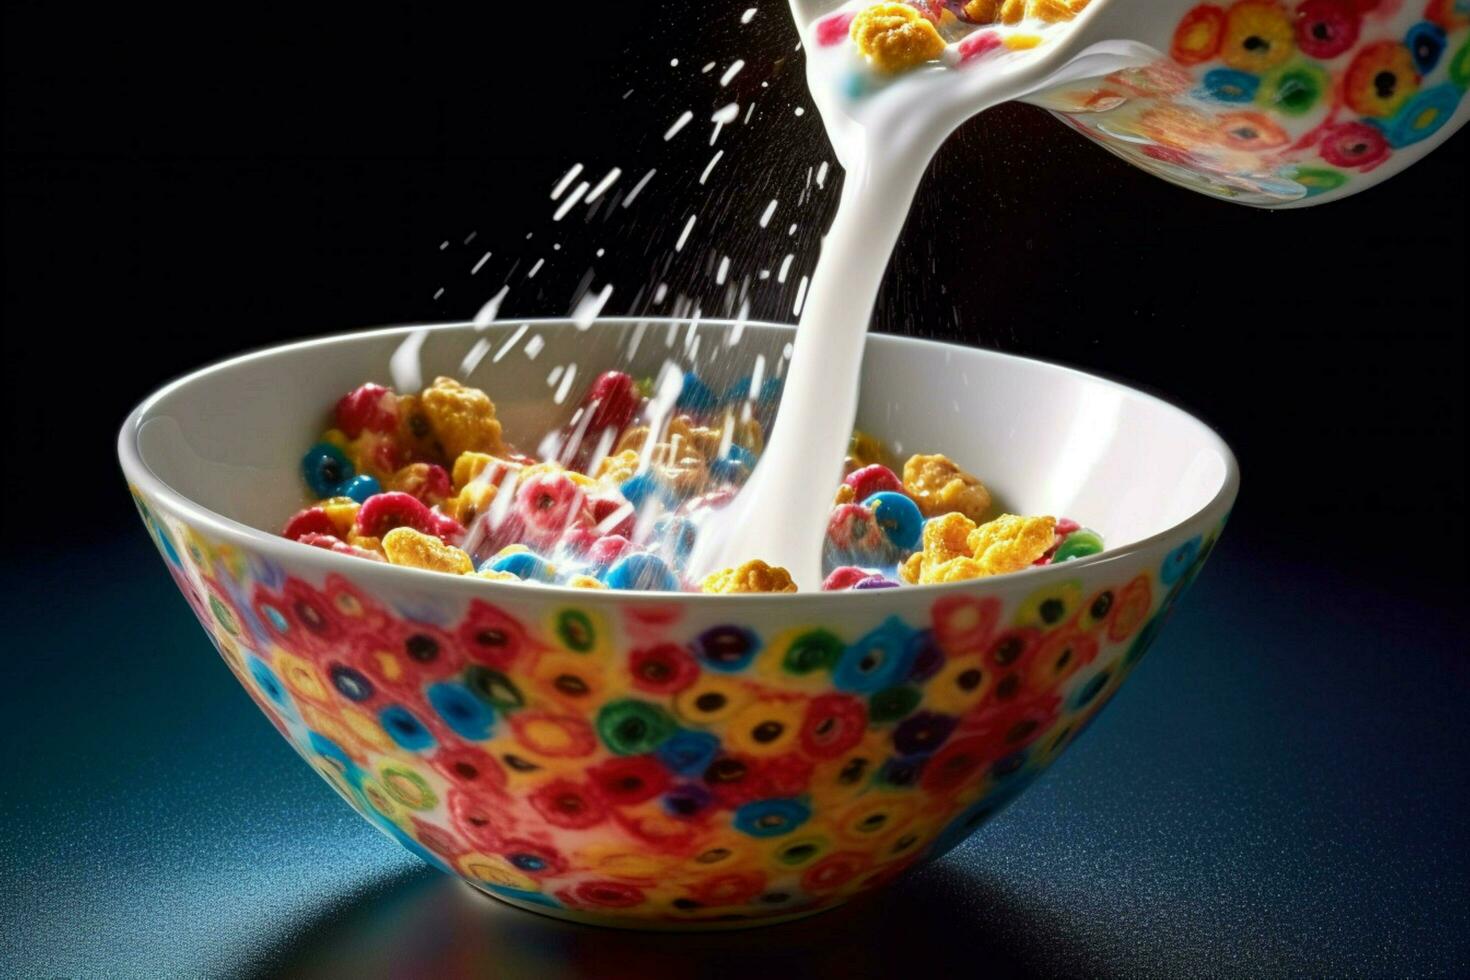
[
  {"left": 131, "top": 488, "right": 1221, "bottom": 924},
  {"left": 1048, "top": 1, "right": 1470, "bottom": 204}
]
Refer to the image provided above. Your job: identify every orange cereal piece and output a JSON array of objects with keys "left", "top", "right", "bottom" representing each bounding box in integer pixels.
[
  {"left": 418, "top": 376, "right": 503, "bottom": 462},
  {"left": 848, "top": 430, "right": 889, "bottom": 469},
  {"left": 1028, "top": 0, "right": 1078, "bottom": 21},
  {"left": 963, "top": 0, "right": 1001, "bottom": 23},
  {"left": 452, "top": 451, "right": 497, "bottom": 490},
  {"left": 923, "top": 511, "right": 979, "bottom": 562},
  {"left": 596, "top": 449, "right": 642, "bottom": 485},
  {"left": 851, "top": 2, "right": 947, "bottom": 73},
  {"left": 923, "top": 557, "right": 991, "bottom": 584},
  {"left": 1000, "top": 0, "right": 1028, "bottom": 24},
  {"left": 967, "top": 514, "right": 1056, "bottom": 574},
  {"left": 903, "top": 512, "right": 978, "bottom": 583},
  {"left": 834, "top": 484, "right": 857, "bottom": 506},
  {"left": 347, "top": 530, "right": 383, "bottom": 554},
  {"left": 615, "top": 425, "right": 651, "bottom": 455},
  {"left": 666, "top": 415, "right": 724, "bottom": 459},
  {"left": 651, "top": 443, "right": 709, "bottom": 496},
  {"left": 319, "top": 497, "right": 360, "bottom": 538},
  {"left": 567, "top": 575, "right": 609, "bottom": 590},
  {"left": 903, "top": 453, "right": 992, "bottom": 521},
  {"left": 476, "top": 569, "right": 522, "bottom": 583},
  {"left": 441, "top": 481, "right": 496, "bottom": 526},
  {"left": 381, "top": 527, "right": 474, "bottom": 575},
  {"left": 733, "top": 416, "right": 764, "bottom": 454},
  {"left": 700, "top": 560, "right": 798, "bottom": 594}
]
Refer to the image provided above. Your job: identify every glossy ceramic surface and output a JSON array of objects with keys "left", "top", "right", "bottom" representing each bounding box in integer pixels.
[
  {"left": 118, "top": 319, "right": 1237, "bottom": 927},
  {"left": 1033, "top": 0, "right": 1470, "bottom": 205}
]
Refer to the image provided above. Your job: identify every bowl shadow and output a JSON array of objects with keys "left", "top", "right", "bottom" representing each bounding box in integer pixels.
[{"left": 234, "top": 855, "right": 1083, "bottom": 980}]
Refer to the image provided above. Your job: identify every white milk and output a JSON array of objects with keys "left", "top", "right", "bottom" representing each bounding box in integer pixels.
[{"left": 691, "top": 3, "right": 1154, "bottom": 588}]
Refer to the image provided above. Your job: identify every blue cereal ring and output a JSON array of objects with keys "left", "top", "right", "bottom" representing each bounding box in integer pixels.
[
  {"left": 734, "top": 798, "right": 812, "bottom": 838},
  {"left": 302, "top": 442, "right": 354, "bottom": 498},
  {"left": 337, "top": 474, "right": 381, "bottom": 503},
  {"left": 863, "top": 491, "right": 923, "bottom": 550},
  {"left": 485, "top": 551, "right": 556, "bottom": 583},
  {"left": 605, "top": 553, "right": 681, "bottom": 592}
]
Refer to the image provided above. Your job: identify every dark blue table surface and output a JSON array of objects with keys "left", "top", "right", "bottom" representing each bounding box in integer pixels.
[{"left": 3, "top": 531, "right": 1466, "bottom": 978}]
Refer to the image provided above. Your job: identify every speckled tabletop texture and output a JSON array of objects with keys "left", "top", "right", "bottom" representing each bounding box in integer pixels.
[{"left": 3, "top": 531, "right": 1466, "bottom": 979}]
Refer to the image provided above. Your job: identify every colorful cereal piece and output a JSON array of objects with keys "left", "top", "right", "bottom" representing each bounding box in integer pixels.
[
  {"left": 902, "top": 453, "right": 992, "bottom": 522},
  {"left": 844, "top": 464, "right": 903, "bottom": 503},
  {"left": 334, "top": 382, "right": 399, "bottom": 438},
  {"left": 701, "top": 561, "right": 798, "bottom": 594},
  {"left": 283, "top": 506, "right": 335, "bottom": 541},
  {"left": 484, "top": 551, "right": 557, "bottom": 583},
  {"left": 382, "top": 527, "right": 474, "bottom": 575},
  {"left": 1052, "top": 528, "right": 1104, "bottom": 563},
  {"left": 605, "top": 554, "right": 681, "bottom": 592},
  {"left": 968, "top": 514, "right": 1057, "bottom": 574},
  {"left": 357, "top": 491, "right": 464, "bottom": 544},
  {"left": 821, "top": 566, "right": 872, "bottom": 591},
  {"left": 302, "top": 442, "right": 354, "bottom": 498},
  {"left": 419, "top": 376, "right": 503, "bottom": 461},
  {"left": 337, "top": 474, "right": 382, "bottom": 504},
  {"left": 863, "top": 491, "right": 923, "bottom": 551},
  {"left": 388, "top": 463, "right": 452, "bottom": 505},
  {"left": 850, "top": 3, "right": 946, "bottom": 74}
]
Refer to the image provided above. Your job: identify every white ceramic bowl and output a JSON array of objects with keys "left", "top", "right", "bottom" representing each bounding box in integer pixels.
[{"left": 118, "top": 318, "right": 1237, "bottom": 928}]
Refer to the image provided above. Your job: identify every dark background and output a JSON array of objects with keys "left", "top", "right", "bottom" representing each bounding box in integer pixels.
[
  {"left": 3, "top": 2, "right": 1467, "bottom": 976},
  {"left": 5, "top": 1, "right": 1464, "bottom": 582}
]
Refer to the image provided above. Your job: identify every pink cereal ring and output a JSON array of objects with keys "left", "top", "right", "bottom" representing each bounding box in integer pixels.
[
  {"left": 356, "top": 491, "right": 459, "bottom": 542},
  {"left": 843, "top": 464, "right": 903, "bottom": 503},
  {"left": 822, "top": 566, "right": 871, "bottom": 591},
  {"left": 816, "top": 12, "right": 856, "bottom": 46},
  {"left": 283, "top": 507, "right": 335, "bottom": 540}
]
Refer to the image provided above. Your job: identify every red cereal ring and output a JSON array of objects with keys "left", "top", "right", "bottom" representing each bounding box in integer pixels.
[
  {"left": 529, "top": 778, "right": 608, "bottom": 829},
  {"left": 799, "top": 694, "right": 868, "bottom": 760},
  {"left": 628, "top": 643, "right": 701, "bottom": 695}
]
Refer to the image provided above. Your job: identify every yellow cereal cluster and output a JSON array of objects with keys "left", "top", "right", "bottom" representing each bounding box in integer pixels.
[
  {"left": 700, "top": 560, "right": 799, "bottom": 594},
  {"left": 851, "top": 3, "right": 947, "bottom": 74},
  {"left": 666, "top": 415, "right": 725, "bottom": 459},
  {"left": 964, "top": 0, "right": 1087, "bottom": 24},
  {"left": 381, "top": 526, "right": 474, "bottom": 575},
  {"left": 476, "top": 569, "right": 522, "bottom": 583},
  {"left": 902, "top": 453, "right": 992, "bottom": 522},
  {"left": 968, "top": 514, "right": 1056, "bottom": 574},
  {"left": 848, "top": 430, "right": 890, "bottom": 470},
  {"left": 347, "top": 529, "right": 383, "bottom": 554},
  {"left": 412, "top": 376, "right": 503, "bottom": 462},
  {"left": 441, "top": 481, "right": 496, "bottom": 526},
  {"left": 900, "top": 512, "right": 1055, "bottom": 584},
  {"left": 596, "top": 449, "right": 642, "bottom": 484},
  {"left": 319, "top": 497, "right": 360, "bottom": 537},
  {"left": 567, "top": 575, "right": 609, "bottom": 590}
]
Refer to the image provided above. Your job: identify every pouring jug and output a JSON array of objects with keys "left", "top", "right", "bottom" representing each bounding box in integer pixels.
[{"left": 793, "top": 0, "right": 1470, "bottom": 207}]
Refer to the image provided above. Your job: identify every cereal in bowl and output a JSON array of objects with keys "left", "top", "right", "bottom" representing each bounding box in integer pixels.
[{"left": 280, "top": 373, "right": 1103, "bottom": 591}]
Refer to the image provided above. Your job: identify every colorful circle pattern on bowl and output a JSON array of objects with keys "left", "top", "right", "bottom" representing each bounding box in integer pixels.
[
  {"left": 1048, "top": 1, "right": 1470, "bottom": 204},
  {"left": 133, "top": 485, "right": 1226, "bottom": 926}
]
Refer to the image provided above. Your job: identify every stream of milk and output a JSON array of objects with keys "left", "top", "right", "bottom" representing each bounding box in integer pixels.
[{"left": 689, "top": 3, "right": 1154, "bottom": 588}]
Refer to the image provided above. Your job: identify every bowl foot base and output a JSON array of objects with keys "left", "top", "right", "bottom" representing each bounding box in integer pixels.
[{"left": 463, "top": 880, "right": 841, "bottom": 931}]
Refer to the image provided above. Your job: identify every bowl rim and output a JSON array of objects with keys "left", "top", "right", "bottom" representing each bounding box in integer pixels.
[{"left": 117, "top": 317, "right": 1240, "bottom": 605}]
